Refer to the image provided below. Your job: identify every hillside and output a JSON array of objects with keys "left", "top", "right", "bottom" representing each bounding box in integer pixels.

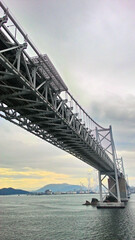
[
  {"left": 36, "top": 183, "right": 87, "bottom": 193},
  {"left": 0, "top": 187, "right": 29, "bottom": 195}
]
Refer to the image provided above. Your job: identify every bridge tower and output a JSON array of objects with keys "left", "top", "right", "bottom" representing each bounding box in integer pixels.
[{"left": 96, "top": 126, "right": 128, "bottom": 207}]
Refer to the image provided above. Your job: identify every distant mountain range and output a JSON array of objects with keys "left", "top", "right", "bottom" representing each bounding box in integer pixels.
[
  {"left": 0, "top": 183, "right": 96, "bottom": 195},
  {"left": 1, "top": 185, "right": 134, "bottom": 195},
  {"left": 0, "top": 187, "right": 29, "bottom": 195},
  {"left": 36, "top": 183, "right": 87, "bottom": 193}
]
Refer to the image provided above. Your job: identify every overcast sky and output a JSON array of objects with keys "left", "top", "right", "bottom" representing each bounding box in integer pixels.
[{"left": 0, "top": 0, "right": 135, "bottom": 190}]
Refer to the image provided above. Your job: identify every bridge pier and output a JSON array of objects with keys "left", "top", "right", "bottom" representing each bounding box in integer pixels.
[
  {"left": 96, "top": 126, "right": 127, "bottom": 208},
  {"left": 97, "top": 173, "right": 128, "bottom": 208},
  {"left": 98, "top": 171, "right": 103, "bottom": 202},
  {"left": 108, "top": 176, "right": 128, "bottom": 202}
]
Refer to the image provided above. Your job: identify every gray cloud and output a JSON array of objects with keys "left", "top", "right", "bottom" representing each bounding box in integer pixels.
[{"left": 89, "top": 94, "right": 135, "bottom": 176}]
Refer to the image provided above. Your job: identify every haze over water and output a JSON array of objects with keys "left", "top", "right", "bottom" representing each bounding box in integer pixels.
[{"left": 1, "top": 194, "right": 135, "bottom": 240}]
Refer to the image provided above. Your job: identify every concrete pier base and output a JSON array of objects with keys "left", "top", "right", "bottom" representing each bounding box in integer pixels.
[
  {"left": 121, "top": 198, "right": 128, "bottom": 202},
  {"left": 97, "top": 202, "right": 125, "bottom": 208}
]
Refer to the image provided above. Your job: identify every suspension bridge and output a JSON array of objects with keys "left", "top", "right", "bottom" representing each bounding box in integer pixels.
[{"left": 0, "top": 2, "right": 128, "bottom": 207}]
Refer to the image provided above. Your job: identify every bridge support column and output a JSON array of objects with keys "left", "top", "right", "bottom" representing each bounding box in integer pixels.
[
  {"left": 96, "top": 126, "right": 122, "bottom": 204},
  {"left": 109, "top": 126, "right": 121, "bottom": 203},
  {"left": 98, "top": 171, "right": 103, "bottom": 202},
  {"left": 97, "top": 174, "right": 125, "bottom": 208},
  {"left": 108, "top": 176, "right": 128, "bottom": 202}
]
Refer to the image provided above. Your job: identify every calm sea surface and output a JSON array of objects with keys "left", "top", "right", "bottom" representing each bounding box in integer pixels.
[{"left": 0, "top": 194, "right": 135, "bottom": 240}]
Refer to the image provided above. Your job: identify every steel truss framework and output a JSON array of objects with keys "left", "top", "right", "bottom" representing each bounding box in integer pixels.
[
  {"left": 96, "top": 127, "right": 125, "bottom": 201},
  {"left": 0, "top": 2, "right": 126, "bottom": 201}
]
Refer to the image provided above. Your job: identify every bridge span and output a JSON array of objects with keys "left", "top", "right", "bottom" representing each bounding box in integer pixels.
[{"left": 0, "top": 2, "right": 128, "bottom": 206}]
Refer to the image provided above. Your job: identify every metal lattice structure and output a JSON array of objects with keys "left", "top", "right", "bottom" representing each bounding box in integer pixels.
[
  {"left": 0, "top": 2, "right": 127, "bottom": 202},
  {"left": 96, "top": 126, "right": 125, "bottom": 202}
]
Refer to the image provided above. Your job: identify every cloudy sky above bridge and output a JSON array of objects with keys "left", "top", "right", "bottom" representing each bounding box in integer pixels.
[{"left": 0, "top": 0, "right": 135, "bottom": 190}]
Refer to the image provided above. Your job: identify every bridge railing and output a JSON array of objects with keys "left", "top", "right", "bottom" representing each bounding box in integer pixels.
[{"left": 62, "top": 91, "right": 103, "bottom": 133}]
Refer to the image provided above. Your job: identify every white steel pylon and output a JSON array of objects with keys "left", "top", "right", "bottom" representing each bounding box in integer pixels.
[{"left": 96, "top": 126, "right": 123, "bottom": 202}]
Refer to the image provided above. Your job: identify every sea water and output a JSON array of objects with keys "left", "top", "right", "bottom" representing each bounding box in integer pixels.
[{"left": 0, "top": 194, "right": 135, "bottom": 240}]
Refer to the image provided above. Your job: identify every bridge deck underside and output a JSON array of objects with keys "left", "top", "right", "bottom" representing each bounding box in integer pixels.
[{"left": 0, "top": 28, "right": 115, "bottom": 175}]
